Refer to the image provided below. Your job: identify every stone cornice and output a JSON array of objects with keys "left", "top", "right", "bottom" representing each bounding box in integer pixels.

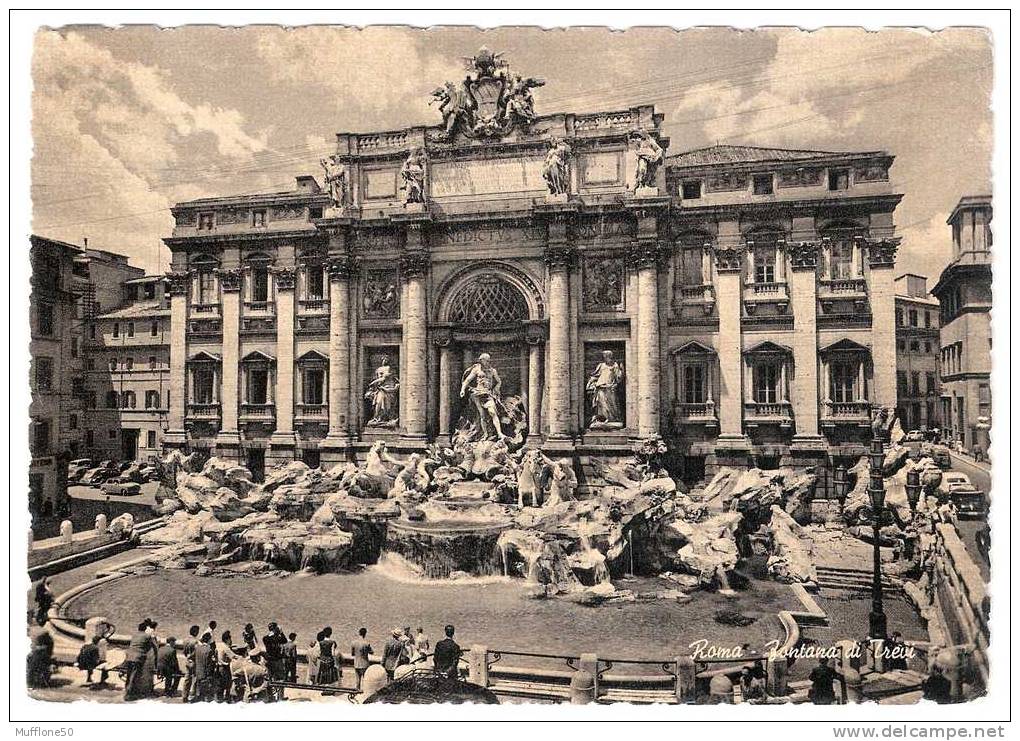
[{"left": 163, "top": 229, "right": 319, "bottom": 247}]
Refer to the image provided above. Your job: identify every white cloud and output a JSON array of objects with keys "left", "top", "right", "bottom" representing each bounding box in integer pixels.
[
  {"left": 31, "top": 29, "right": 272, "bottom": 272},
  {"left": 254, "top": 27, "right": 464, "bottom": 130}
]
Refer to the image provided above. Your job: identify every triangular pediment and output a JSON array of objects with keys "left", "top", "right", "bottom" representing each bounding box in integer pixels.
[
  {"left": 820, "top": 338, "right": 871, "bottom": 354},
  {"left": 743, "top": 340, "right": 792, "bottom": 356},
  {"left": 672, "top": 340, "right": 716, "bottom": 356},
  {"left": 297, "top": 349, "right": 329, "bottom": 363},
  {"left": 242, "top": 350, "right": 276, "bottom": 363},
  {"left": 188, "top": 351, "right": 221, "bottom": 363}
]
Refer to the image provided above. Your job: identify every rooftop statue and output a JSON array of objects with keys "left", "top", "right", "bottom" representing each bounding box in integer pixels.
[
  {"left": 319, "top": 154, "right": 346, "bottom": 208},
  {"left": 400, "top": 148, "right": 427, "bottom": 205},
  {"left": 630, "top": 131, "right": 664, "bottom": 191},
  {"left": 542, "top": 139, "right": 572, "bottom": 196},
  {"left": 430, "top": 48, "right": 545, "bottom": 141}
]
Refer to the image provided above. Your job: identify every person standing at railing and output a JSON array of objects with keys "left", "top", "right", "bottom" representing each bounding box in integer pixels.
[
  {"left": 315, "top": 628, "right": 340, "bottom": 687},
  {"left": 433, "top": 624, "right": 462, "bottom": 679},
  {"left": 351, "top": 627, "right": 373, "bottom": 690},
  {"left": 180, "top": 625, "right": 200, "bottom": 703},
  {"left": 283, "top": 632, "right": 299, "bottom": 684},
  {"left": 382, "top": 628, "right": 406, "bottom": 680}
]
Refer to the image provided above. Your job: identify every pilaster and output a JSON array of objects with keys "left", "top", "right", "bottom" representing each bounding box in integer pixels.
[
  {"left": 164, "top": 270, "right": 190, "bottom": 447},
  {"left": 713, "top": 227, "right": 750, "bottom": 451}
]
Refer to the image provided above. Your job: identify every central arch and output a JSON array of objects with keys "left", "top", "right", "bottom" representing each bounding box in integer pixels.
[
  {"left": 432, "top": 262, "right": 546, "bottom": 439},
  {"left": 435, "top": 261, "right": 545, "bottom": 324}
]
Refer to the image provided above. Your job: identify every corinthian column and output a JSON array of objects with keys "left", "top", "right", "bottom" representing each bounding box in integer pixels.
[
  {"left": 400, "top": 240, "right": 429, "bottom": 441},
  {"left": 545, "top": 245, "right": 573, "bottom": 441},
  {"left": 324, "top": 254, "right": 354, "bottom": 449},
  {"left": 163, "top": 271, "right": 189, "bottom": 448},
  {"left": 633, "top": 242, "right": 662, "bottom": 438}
]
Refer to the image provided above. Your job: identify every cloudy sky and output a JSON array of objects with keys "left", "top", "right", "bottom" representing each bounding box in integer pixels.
[{"left": 31, "top": 25, "right": 992, "bottom": 278}]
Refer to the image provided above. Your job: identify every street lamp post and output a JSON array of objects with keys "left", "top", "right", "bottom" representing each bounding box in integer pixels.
[{"left": 865, "top": 434, "right": 888, "bottom": 641}]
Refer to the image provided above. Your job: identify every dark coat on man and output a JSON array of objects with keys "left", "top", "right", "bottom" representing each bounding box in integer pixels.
[
  {"left": 157, "top": 644, "right": 181, "bottom": 679},
  {"left": 809, "top": 663, "right": 838, "bottom": 704},
  {"left": 382, "top": 637, "right": 405, "bottom": 674},
  {"left": 433, "top": 638, "right": 462, "bottom": 678},
  {"left": 193, "top": 642, "right": 215, "bottom": 681}
]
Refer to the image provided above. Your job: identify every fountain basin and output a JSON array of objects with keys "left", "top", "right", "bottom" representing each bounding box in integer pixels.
[{"left": 385, "top": 518, "right": 512, "bottom": 579}]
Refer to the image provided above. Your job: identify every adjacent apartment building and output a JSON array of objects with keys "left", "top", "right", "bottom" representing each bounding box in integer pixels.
[
  {"left": 84, "top": 275, "right": 172, "bottom": 461},
  {"left": 159, "top": 51, "right": 903, "bottom": 484},
  {"left": 932, "top": 195, "right": 993, "bottom": 453},
  {"left": 894, "top": 273, "right": 941, "bottom": 432},
  {"left": 29, "top": 236, "right": 85, "bottom": 519}
]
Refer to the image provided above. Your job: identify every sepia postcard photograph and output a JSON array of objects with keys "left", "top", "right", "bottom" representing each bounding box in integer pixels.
[{"left": 8, "top": 9, "right": 1011, "bottom": 732}]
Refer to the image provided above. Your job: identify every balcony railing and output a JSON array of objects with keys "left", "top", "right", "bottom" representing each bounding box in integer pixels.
[
  {"left": 240, "top": 402, "right": 275, "bottom": 420},
  {"left": 819, "top": 277, "right": 867, "bottom": 296},
  {"left": 244, "top": 299, "right": 273, "bottom": 312},
  {"left": 299, "top": 298, "right": 329, "bottom": 313},
  {"left": 821, "top": 400, "right": 872, "bottom": 427},
  {"left": 191, "top": 302, "right": 220, "bottom": 314},
  {"left": 744, "top": 400, "right": 793, "bottom": 427},
  {"left": 186, "top": 402, "right": 221, "bottom": 419},
  {"left": 296, "top": 403, "right": 328, "bottom": 419},
  {"left": 674, "top": 284, "right": 716, "bottom": 315},
  {"left": 671, "top": 400, "right": 718, "bottom": 425}
]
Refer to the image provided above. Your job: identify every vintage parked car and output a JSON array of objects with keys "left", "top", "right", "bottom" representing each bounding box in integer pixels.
[
  {"left": 903, "top": 429, "right": 926, "bottom": 442},
  {"left": 931, "top": 446, "right": 952, "bottom": 470},
  {"left": 99, "top": 481, "right": 142, "bottom": 496},
  {"left": 939, "top": 471, "right": 986, "bottom": 519},
  {"left": 80, "top": 461, "right": 118, "bottom": 486},
  {"left": 67, "top": 459, "right": 92, "bottom": 483}
]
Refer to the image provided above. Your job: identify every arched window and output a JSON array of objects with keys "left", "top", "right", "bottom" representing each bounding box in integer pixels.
[{"left": 447, "top": 274, "right": 529, "bottom": 326}]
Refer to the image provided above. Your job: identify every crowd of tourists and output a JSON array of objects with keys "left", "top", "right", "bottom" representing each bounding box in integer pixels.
[{"left": 33, "top": 614, "right": 466, "bottom": 702}]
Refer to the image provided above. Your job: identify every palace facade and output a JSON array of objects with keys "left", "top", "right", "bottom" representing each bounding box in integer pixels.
[
  {"left": 932, "top": 195, "right": 992, "bottom": 453},
  {"left": 162, "top": 52, "right": 902, "bottom": 482}
]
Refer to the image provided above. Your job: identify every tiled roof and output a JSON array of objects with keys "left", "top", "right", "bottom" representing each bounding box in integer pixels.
[
  {"left": 96, "top": 301, "right": 170, "bottom": 319},
  {"left": 668, "top": 145, "right": 852, "bottom": 168}
]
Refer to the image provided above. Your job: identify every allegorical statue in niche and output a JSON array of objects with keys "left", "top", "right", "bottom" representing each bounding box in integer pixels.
[
  {"left": 586, "top": 350, "right": 625, "bottom": 429},
  {"left": 400, "top": 148, "right": 427, "bottom": 205},
  {"left": 542, "top": 139, "right": 572, "bottom": 196},
  {"left": 630, "top": 131, "right": 664, "bottom": 190},
  {"left": 365, "top": 356, "right": 400, "bottom": 427},
  {"left": 459, "top": 353, "right": 505, "bottom": 440},
  {"left": 319, "top": 154, "right": 346, "bottom": 208}
]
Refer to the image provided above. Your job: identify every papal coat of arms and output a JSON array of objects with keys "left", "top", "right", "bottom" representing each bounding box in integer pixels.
[{"left": 429, "top": 47, "right": 545, "bottom": 140}]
